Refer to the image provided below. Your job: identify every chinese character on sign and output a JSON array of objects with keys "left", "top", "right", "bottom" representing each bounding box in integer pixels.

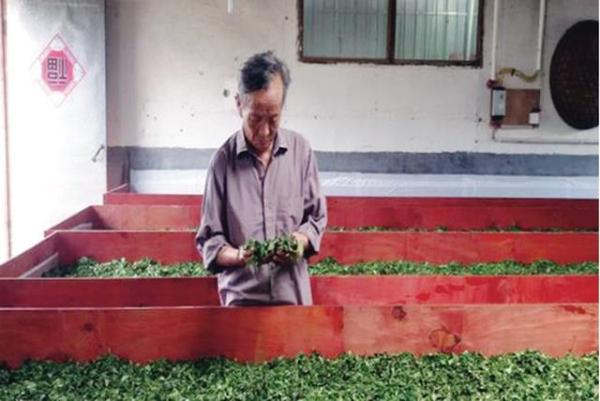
[
  {"left": 42, "top": 51, "right": 73, "bottom": 91},
  {"left": 47, "top": 57, "right": 68, "bottom": 83},
  {"left": 32, "top": 34, "right": 85, "bottom": 106}
]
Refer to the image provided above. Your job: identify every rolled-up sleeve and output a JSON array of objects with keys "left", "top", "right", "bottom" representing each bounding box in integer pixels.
[
  {"left": 297, "top": 148, "right": 327, "bottom": 257},
  {"left": 196, "top": 153, "right": 230, "bottom": 274}
]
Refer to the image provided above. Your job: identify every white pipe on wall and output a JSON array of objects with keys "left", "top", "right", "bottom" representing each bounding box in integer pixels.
[
  {"left": 535, "top": 0, "right": 546, "bottom": 72},
  {"left": 490, "top": 0, "right": 500, "bottom": 80},
  {"left": 492, "top": 127, "right": 598, "bottom": 144},
  {"left": 465, "top": 0, "right": 477, "bottom": 59}
]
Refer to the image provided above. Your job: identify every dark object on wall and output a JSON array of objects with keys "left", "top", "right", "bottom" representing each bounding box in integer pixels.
[
  {"left": 489, "top": 85, "right": 506, "bottom": 126},
  {"left": 550, "top": 20, "right": 598, "bottom": 130}
]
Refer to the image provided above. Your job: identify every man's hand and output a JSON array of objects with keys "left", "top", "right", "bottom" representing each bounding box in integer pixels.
[
  {"left": 216, "top": 245, "right": 252, "bottom": 268},
  {"left": 272, "top": 232, "right": 309, "bottom": 266},
  {"left": 291, "top": 232, "right": 309, "bottom": 256}
]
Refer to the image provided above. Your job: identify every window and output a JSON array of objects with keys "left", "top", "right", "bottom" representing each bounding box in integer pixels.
[{"left": 299, "top": 0, "right": 484, "bottom": 66}]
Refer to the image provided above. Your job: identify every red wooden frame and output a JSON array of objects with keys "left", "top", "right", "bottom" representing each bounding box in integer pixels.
[
  {"left": 2, "top": 190, "right": 595, "bottom": 367},
  {"left": 45, "top": 205, "right": 201, "bottom": 235},
  {"left": 319, "top": 231, "right": 598, "bottom": 265},
  {"left": 1, "top": 275, "right": 596, "bottom": 308},
  {"left": 101, "top": 191, "right": 600, "bottom": 231},
  {"left": 1, "top": 230, "right": 596, "bottom": 278},
  {"left": 326, "top": 197, "right": 598, "bottom": 230},
  {"left": 0, "top": 235, "right": 58, "bottom": 277},
  {"left": 48, "top": 198, "right": 599, "bottom": 233},
  {"left": 1, "top": 303, "right": 596, "bottom": 368}
]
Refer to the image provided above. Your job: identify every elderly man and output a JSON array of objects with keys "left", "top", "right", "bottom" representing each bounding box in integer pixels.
[{"left": 196, "top": 51, "right": 327, "bottom": 306}]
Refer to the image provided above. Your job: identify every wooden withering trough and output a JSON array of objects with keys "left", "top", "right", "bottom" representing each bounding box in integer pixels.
[
  {"left": 0, "top": 189, "right": 596, "bottom": 368},
  {"left": 0, "top": 230, "right": 597, "bottom": 367}
]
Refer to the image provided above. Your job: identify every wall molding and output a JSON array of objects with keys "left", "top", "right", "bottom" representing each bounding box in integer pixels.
[{"left": 108, "top": 146, "right": 598, "bottom": 177}]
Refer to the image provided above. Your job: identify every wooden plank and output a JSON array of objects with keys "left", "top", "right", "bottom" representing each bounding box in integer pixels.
[
  {"left": 343, "top": 304, "right": 597, "bottom": 356},
  {"left": 0, "top": 278, "right": 220, "bottom": 307},
  {"left": 18, "top": 253, "right": 59, "bottom": 278},
  {"left": 104, "top": 192, "right": 202, "bottom": 206},
  {"left": 44, "top": 206, "right": 97, "bottom": 236},
  {"left": 0, "top": 275, "right": 596, "bottom": 308},
  {"left": 106, "top": 183, "right": 130, "bottom": 193},
  {"left": 0, "top": 234, "right": 58, "bottom": 277},
  {"left": 319, "top": 232, "right": 598, "bottom": 264},
  {"left": 327, "top": 197, "right": 598, "bottom": 230},
  {"left": 104, "top": 193, "right": 598, "bottom": 209},
  {"left": 3, "top": 230, "right": 597, "bottom": 278},
  {"left": 311, "top": 275, "right": 598, "bottom": 305},
  {"left": 0, "top": 304, "right": 595, "bottom": 368},
  {"left": 53, "top": 199, "right": 599, "bottom": 231},
  {"left": 56, "top": 231, "right": 199, "bottom": 266},
  {"left": 51, "top": 231, "right": 598, "bottom": 268},
  {"left": 514, "top": 233, "right": 599, "bottom": 263},
  {"left": 72, "top": 222, "right": 94, "bottom": 230},
  {"left": 0, "top": 306, "right": 345, "bottom": 368},
  {"left": 95, "top": 205, "right": 200, "bottom": 230},
  {"left": 101, "top": 193, "right": 598, "bottom": 231}
]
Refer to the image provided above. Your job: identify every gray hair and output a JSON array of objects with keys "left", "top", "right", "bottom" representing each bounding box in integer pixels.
[{"left": 238, "top": 51, "right": 291, "bottom": 104}]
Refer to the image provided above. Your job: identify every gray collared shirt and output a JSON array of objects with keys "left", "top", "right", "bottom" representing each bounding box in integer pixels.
[{"left": 196, "top": 128, "right": 327, "bottom": 306}]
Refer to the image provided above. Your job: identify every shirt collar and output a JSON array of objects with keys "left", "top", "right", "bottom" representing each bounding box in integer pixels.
[
  {"left": 235, "top": 130, "right": 249, "bottom": 157},
  {"left": 235, "top": 129, "right": 288, "bottom": 158}
]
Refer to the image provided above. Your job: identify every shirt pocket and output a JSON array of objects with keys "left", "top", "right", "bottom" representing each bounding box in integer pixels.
[{"left": 276, "top": 195, "right": 303, "bottom": 231}]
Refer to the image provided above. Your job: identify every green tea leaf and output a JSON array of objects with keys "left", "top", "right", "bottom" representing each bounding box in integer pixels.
[
  {"left": 1, "top": 352, "right": 596, "bottom": 401},
  {"left": 43, "top": 257, "right": 598, "bottom": 278}
]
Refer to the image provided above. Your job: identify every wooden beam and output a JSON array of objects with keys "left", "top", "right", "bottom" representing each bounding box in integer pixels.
[
  {"left": 106, "top": 183, "right": 130, "bottom": 193},
  {"left": 342, "top": 303, "right": 597, "bottom": 356},
  {"left": 94, "top": 205, "right": 200, "bottom": 230},
  {"left": 4, "top": 230, "right": 597, "bottom": 278},
  {"left": 51, "top": 198, "right": 599, "bottom": 232},
  {"left": 18, "top": 253, "right": 58, "bottom": 278},
  {"left": 0, "top": 303, "right": 595, "bottom": 368},
  {"left": 326, "top": 197, "right": 598, "bottom": 230},
  {"left": 101, "top": 193, "right": 598, "bottom": 228},
  {"left": 0, "top": 275, "right": 596, "bottom": 308},
  {"left": 30, "top": 230, "right": 599, "bottom": 272},
  {"left": 103, "top": 192, "right": 201, "bottom": 205},
  {"left": 56, "top": 231, "right": 199, "bottom": 266},
  {"left": 318, "top": 231, "right": 598, "bottom": 265},
  {"left": 0, "top": 278, "right": 219, "bottom": 307},
  {"left": 44, "top": 206, "right": 97, "bottom": 236},
  {"left": 311, "top": 275, "right": 598, "bottom": 305},
  {"left": 0, "top": 234, "right": 58, "bottom": 277},
  {"left": 0, "top": 306, "right": 345, "bottom": 368}
]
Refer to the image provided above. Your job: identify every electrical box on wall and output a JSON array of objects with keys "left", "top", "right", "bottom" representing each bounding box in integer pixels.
[
  {"left": 490, "top": 86, "right": 506, "bottom": 125},
  {"left": 505, "top": 89, "right": 541, "bottom": 127}
]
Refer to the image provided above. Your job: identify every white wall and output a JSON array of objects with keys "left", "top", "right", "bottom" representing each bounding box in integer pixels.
[
  {"left": 107, "top": 0, "right": 598, "bottom": 155},
  {"left": 6, "top": 0, "right": 106, "bottom": 257},
  {"left": 0, "top": 16, "right": 7, "bottom": 261}
]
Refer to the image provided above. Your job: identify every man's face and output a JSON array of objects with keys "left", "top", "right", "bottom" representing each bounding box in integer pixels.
[{"left": 236, "top": 74, "right": 284, "bottom": 155}]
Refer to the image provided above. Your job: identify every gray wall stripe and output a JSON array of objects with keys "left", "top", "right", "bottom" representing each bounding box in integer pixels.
[{"left": 108, "top": 146, "right": 598, "bottom": 176}]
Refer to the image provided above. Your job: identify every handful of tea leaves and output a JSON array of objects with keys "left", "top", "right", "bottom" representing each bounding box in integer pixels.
[{"left": 243, "top": 235, "right": 303, "bottom": 266}]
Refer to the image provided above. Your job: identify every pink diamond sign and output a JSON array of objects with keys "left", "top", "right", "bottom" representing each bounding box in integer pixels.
[{"left": 32, "top": 34, "right": 85, "bottom": 106}]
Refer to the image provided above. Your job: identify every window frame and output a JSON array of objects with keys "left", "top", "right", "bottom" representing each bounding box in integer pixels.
[{"left": 297, "top": 0, "right": 485, "bottom": 67}]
